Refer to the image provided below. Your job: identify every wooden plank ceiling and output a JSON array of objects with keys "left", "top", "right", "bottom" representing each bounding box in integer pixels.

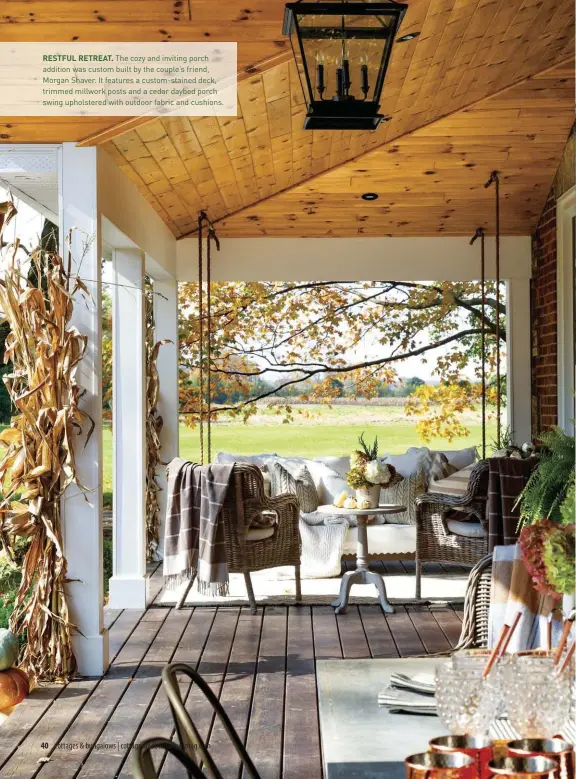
[
  {"left": 0, "top": 0, "right": 292, "bottom": 142},
  {"left": 1, "top": 0, "right": 574, "bottom": 236},
  {"left": 214, "top": 64, "right": 575, "bottom": 236}
]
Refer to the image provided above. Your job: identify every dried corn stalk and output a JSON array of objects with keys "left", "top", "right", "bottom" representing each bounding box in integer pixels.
[
  {"left": 145, "top": 284, "right": 169, "bottom": 561},
  {"left": 0, "top": 202, "right": 93, "bottom": 681}
]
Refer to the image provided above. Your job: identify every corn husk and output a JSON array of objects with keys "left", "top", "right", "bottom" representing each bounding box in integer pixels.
[
  {"left": 0, "top": 203, "right": 93, "bottom": 682},
  {"left": 144, "top": 284, "right": 169, "bottom": 560}
]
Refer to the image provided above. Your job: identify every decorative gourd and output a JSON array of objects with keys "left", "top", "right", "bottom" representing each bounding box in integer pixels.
[
  {"left": 0, "top": 629, "right": 19, "bottom": 671},
  {"left": 0, "top": 667, "right": 29, "bottom": 709}
]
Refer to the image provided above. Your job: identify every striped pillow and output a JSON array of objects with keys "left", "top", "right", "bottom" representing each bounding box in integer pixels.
[
  {"left": 428, "top": 463, "right": 476, "bottom": 497},
  {"left": 427, "top": 452, "right": 458, "bottom": 484}
]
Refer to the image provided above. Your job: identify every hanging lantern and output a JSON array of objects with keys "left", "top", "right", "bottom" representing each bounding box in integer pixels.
[{"left": 283, "top": 1, "right": 411, "bottom": 130}]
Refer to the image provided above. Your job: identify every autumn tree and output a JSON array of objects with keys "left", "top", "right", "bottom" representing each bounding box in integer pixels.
[{"left": 178, "top": 280, "right": 506, "bottom": 441}]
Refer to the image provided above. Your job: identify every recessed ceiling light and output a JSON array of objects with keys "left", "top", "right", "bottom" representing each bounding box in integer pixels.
[
  {"left": 397, "top": 32, "right": 420, "bottom": 42},
  {"left": 361, "top": 192, "right": 379, "bottom": 201}
]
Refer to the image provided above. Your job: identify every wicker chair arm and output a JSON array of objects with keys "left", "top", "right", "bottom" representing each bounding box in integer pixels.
[
  {"left": 260, "top": 492, "right": 300, "bottom": 515},
  {"left": 415, "top": 459, "right": 490, "bottom": 510},
  {"left": 415, "top": 491, "right": 486, "bottom": 510}
]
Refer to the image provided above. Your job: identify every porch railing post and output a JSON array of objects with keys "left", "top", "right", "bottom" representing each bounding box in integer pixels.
[
  {"left": 108, "top": 247, "right": 148, "bottom": 609},
  {"left": 59, "top": 143, "right": 109, "bottom": 676}
]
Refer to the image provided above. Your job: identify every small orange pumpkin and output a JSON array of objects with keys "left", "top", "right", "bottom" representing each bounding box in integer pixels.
[{"left": 0, "top": 667, "right": 29, "bottom": 709}]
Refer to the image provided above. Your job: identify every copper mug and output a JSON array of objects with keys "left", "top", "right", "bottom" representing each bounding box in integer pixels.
[
  {"left": 488, "top": 756, "right": 557, "bottom": 777},
  {"left": 507, "top": 739, "right": 575, "bottom": 779},
  {"left": 430, "top": 735, "right": 494, "bottom": 779},
  {"left": 405, "top": 751, "right": 474, "bottom": 778}
]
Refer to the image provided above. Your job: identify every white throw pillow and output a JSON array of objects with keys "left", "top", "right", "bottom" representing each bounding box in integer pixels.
[
  {"left": 434, "top": 447, "right": 478, "bottom": 471},
  {"left": 311, "top": 463, "right": 353, "bottom": 505},
  {"left": 313, "top": 455, "right": 350, "bottom": 479},
  {"left": 215, "top": 452, "right": 278, "bottom": 467},
  {"left": 380, "top": 447, "right": 431, "bottom": 479}
]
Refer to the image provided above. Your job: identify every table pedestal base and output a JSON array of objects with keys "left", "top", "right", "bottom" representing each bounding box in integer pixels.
[
  {"left": 331, "top": 567, "right": 394, "bottom": 615},
  {"left": 332, "top": 514, "right": 394, "bottom": 614}
]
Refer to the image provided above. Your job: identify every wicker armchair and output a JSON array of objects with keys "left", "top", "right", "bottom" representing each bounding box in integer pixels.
[
  {"left": 414, "top": 460, "right": 490, "bottom": 598},
  {"left": 176, "top": 464, "right": 301, "bottom": 614}
]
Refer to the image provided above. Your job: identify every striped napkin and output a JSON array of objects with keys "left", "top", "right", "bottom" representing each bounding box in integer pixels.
[{"left": 378, "top": 672, "right": 437, "bottom": 714}]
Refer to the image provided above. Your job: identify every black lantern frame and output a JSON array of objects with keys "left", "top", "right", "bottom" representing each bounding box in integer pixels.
[{"left": 283, "top": 1, "right": 408, "bottom": 130}]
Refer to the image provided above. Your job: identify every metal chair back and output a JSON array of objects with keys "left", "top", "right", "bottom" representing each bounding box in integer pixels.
[
  {"left": 162, "top": 662, "right": 262, "bottom": 779},
  {"left": 133, "top": 736, "right": 208, "bottom": 779}
]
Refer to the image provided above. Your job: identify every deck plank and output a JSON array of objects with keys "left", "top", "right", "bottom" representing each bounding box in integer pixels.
[
  {"left": 208, "top": 608, "right": 263, "bottom": 779},
  {"left": 0, "top": 680, "right": 99, "bottom": 779},
  {"left": 245, "top": 606, "right": 287, "bottom": 779},
  {"left": 108, "top": 608, "right": 148, "bottom": 660},
  {"left": 336, "top": 606, "right": 371, "bottom": 658},
  {"left": 283, "top": 607, "right": 322, "bottom": 779},
  {"left": 429, "top": 604, "right": 465, "bottom": 648},
  {"left": 1, "top": 598, "right": 479, "bottom": 779},
  {"left": 0, "top": 685, "right": 63, "bottom": 768},
  {"left": 406, "top": 605, "right": 452, "bottom": 655},
  {"left": 384, "top": 606, "right": 426, "bottom": 656},
  {"left": 312, "top": 607, "right": 342, "bottom": 660},
  {"left": 359, "top": 605, "right": 400, "bottom": 658},
  {"left": 117, "top": 607, "right": 216, "bottom": 779},
  {"left": 35, "top": 609, "right": 168, "bottom": 779},
  {"left": 159, "top": 607, "right": 240, "bottom": 779},
  {"left": 75, "top": 608, "right": 191, "bottom": 779}
]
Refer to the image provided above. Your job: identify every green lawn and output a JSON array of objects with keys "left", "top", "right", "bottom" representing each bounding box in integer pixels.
[{"left": 102, "top": 406, "right": 495, "bottom": 506}]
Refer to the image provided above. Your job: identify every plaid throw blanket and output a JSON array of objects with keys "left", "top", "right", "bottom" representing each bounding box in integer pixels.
[
  {"left": 488, "top": 544, "right": 562, "bottom": 651},
  {"left": 163, "top": 458, "right": 234, "bottom": 596},
  {"left": 487, "top": 456, "right": 536, "bottom": 552}
]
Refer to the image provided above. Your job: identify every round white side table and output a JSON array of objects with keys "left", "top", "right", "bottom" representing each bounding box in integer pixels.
[{"left": 317, "top": 503, "right": 407, "bottom": 615}]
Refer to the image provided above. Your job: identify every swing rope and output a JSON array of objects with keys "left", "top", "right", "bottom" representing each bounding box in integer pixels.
[
  {"left": 197, "top": 210, "right": 220, "bottom": 464},
  {"left": 470, "top": 226, "right": 486, "bottom": 459},
  {"left": 485, "top": 170, "right": 502, "bottom": 449}
]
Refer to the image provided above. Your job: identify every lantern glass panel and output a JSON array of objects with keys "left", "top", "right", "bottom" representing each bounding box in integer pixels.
[{"left": 294, "top": 11, "right": 395, "bottom": 103}]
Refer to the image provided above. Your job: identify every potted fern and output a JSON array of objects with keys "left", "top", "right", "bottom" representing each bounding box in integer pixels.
[{"left": 517, "top": 428, "right": 575, "bottom": 612}]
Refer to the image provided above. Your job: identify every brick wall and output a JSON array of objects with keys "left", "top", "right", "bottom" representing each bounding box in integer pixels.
[{"left": 531, "top": 128, "right": 575, "bottom": 433}]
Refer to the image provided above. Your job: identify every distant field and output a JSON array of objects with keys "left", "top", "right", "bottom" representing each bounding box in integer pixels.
[{"left": 102, "top": 404, "right": 496, "bottom": 503}]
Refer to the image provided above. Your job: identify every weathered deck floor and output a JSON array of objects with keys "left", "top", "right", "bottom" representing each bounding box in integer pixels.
[{"left": 0, "top": 561, "right": 467, "bottom": 779}]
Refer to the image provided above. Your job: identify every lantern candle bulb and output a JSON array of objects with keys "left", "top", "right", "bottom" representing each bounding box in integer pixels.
[
  {"left": 336, "top": 66, "right": 344, "bottom": 98},
  {"left": 316, "top": 62, "right": 325, "bottom": 97},
  {"left": 342, "top": 58, "right": 351, "bottom": 94},
  {"left": 361, "top": 63, "right": 369, "bottom": 97}
]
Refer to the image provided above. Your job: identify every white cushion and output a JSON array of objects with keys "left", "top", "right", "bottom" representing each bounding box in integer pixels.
[
  {"left": 446, "top": 518, "right": 487, "bottom": 539},
  {"left": 342, "top": 523, "right": 416, "bottom": 555},
  {"left": 434, "top": 447, "right": 478, "bottom": 471},
  {"left": 313, "top": 455, "right": 350, "bottom": 478},
  {"left": 215, "top": 452, "right": 278, "bottom": 467},
  {"left": 380, "top": 447, "right": 431, "bottom": 478},
  {"left": 314, "top": 464, "right": 353, "bottom": 504},
  {"left": 246, "top": 526, "right": 275, "bottom": 542}
]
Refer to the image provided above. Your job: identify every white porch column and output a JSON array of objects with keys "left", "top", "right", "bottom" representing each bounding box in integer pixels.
[
  {"left": 153, "top": 276, "right": 179, "bottom": 559},
  {"left": 108, "top": 249, "right": 147, "bottom": 609},
  {"left": 506, "top": 278, "right": 532, "bottom": 444},
  {"left": 59, "top": 143, "right": 109, "bottom": 676}
]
